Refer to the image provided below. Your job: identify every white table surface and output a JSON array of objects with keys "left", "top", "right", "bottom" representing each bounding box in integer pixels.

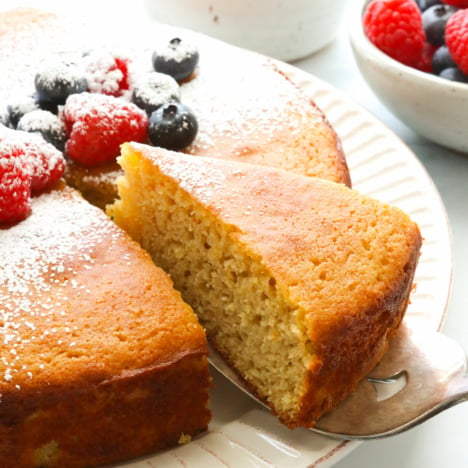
[{"left": 2, "top": 1, "right": 467, "bottom": 467}]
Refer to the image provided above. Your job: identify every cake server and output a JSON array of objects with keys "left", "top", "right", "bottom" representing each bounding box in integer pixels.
[{"left": 208, "top": 323, "right": 468, "bottom": 439}]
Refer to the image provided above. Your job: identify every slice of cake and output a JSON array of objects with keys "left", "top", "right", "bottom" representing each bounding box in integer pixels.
[
  {"left": 109, "top": 142, "right": 422, "bottom": 429},
  {"left": 0, "top": 183, "right": 211, "bottom": 467},
  {"left": 0, "top": 8, "right": 350, "bottom": 209}
]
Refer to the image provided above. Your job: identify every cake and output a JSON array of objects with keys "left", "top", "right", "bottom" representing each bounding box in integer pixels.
[
  {"left": 109, "top": 142, "right": 422, "bottom": 429},
  {"left": 0, "top": 183, "right": 211, "bottom": 467},
  {"left": 0, "top": 8, "right": 350, "bottom": 209}
]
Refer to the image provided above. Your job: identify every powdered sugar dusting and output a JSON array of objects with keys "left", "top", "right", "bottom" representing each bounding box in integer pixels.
[
  {"left": 0, "top": 187, "right": 119, "bottom": 388},
  {"left": 156, "top": 37, "right": 198, "bottom": 64},
  {"left": 132, "top": 72, "right": 180, "bottom": 112},
  {"left": 0, "top": 11, "right": 317, "bottom": 167},
  {"left": 82, "top": 50, "right": 128, "bottom": 96},
  {"left": 17, "top": 109, "right": 66, "bottom": 149},
  {"left": 0, "top": 126, "right": 65, "bottom": 192}
]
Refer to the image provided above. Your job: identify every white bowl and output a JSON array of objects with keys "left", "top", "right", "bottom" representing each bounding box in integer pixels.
[
  {"left": 144, "top": 0, "right": 348, "bottom": 62},
  {"left": 349, "top": 0, "right": 468, "bottom": 154}
]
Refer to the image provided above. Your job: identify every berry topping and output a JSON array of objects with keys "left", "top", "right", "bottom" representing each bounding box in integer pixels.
[
  {"left": 0, "top": 142, "right": 31, "bottom": 225},
  {"left": 63, "top": 93, "right": 148, "bottom": 167},
  {"left": 442, "top": 0, "right": 468, "bottom": 7},
  {"left": 17, "top": 109, "right": 67, "bottom": 151},
  {"left": 83, "top": 50, "right": 130, "bottom": 96},
  {"left": 148, "top": 102, "right": 198, "bottom": 151},
  {"left": 432, "top": 44, "right": 457, "bottom": 74},
  {"left": 0, "top": 126, "right": 65, "bottom": 193},
  {"left": 416, "top": 0, "right": 444, "bottom": 11},
  {"left": 131, "top": 72, "right": 180, "bottom": 115},
  {"left": 7, "top": 95, "right": 40, "bottom": 128},
  {"left": 0, "top": 109, "right": 9, "bottom": 127},
  {"left": 445, "top": 9, "right": 468, "bottom": 75},
  {"left": 439, "top": 66, "right": 468, "bottom": 81},
  {"left": 364, "top": 0, "right": 426, "bottom": 67},
  {"left": 152, "top": 37, "right": 199, "bottom": 82},
  {"left": 422, "top": 4, "right": 458, "bottom": 46},
  {"left": 416, "top": 42, "right": 438, "bottom": 71},
  {"left": 35, "top": 61, "right": 88, "bottom": 105}
]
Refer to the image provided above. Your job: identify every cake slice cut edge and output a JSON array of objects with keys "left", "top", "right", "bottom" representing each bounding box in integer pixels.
[
  {"left": 0, "top": 183, "right": 212, "bottom": 467},
  {"left": 108, "top": 142, "right": 422, "bottom": 429}
]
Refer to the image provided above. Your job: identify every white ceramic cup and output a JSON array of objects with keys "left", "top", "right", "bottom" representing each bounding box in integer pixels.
[{"left": 144, "top": 0, "right": 348, "bottom": 62}]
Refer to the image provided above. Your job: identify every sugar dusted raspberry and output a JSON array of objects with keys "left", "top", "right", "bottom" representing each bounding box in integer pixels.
[
  {"left": 0, "top": 125, "right": 65, "bottom": 193},
  {"left": 63, "top": 93, "right": 148, "bottom": 167},
  {"left": 83, "top": 51, "right": 131, "bottom": 97},
  {"left": 364, "top": 0, "right": 426, "bottom": 67},
  {"left": 0, "top": 142, "right": 31, "bottom": 225},
  {"left": 445, "top": 9, "right": 468, "bottom": 75}
]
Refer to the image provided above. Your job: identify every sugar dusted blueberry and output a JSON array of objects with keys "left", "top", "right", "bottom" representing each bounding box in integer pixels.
[
  {"left": 35, "top": 61, "right": 88, "bottom": 105},
  {"left": 7, "top": 95, "right": 40, "bottom": 128},
  {"left": 0, "top": 108, "right": 10, "bottom": 127},
  {"left": 148, "top": 102, "right": 198, "bottom": 151},
  {"left": 17, "top": 109, "right": 67, "bottom": 151},
  {"left": 152, "top": 37, "right": 199, "bottom": 82},
  {"left": 131, "top": 72, "right": 180, "bottom": 115}
]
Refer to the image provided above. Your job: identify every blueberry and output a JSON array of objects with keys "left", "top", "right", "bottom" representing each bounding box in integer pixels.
[
  {"left": 439, "top": 67, "right": 468, "bottom": 83},
  {"left": 432, "top": 45, "right": 457, "bottom": 75},
  {"left": 7, "top": 94, "right": 40, "bottom": 128},
  {"left": 0, "top": 108, "right": 9, "bottom": 127},
  {"left": 416, "top": 0, "right": 442, "bottom": 12},
  {"left": 152, "top": 37, "right": 199, "bottom": 82},
  {"left": 422, "top": 4, "right": 459, "bottom": 46},
  {"left": 35, "top": 61, "right": 88, "bottom": 105},
  {"left": 132, "top": 72, "right": 180, "bottom": 115},
  {"left": 17, "top": 109, "right": 67, "bottom": 151},
  {"left": 148, "top": 102, "right": 198, "bottom": 151}
]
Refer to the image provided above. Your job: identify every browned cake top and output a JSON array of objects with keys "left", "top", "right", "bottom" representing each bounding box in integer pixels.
[
  {"left": 0, "top": 8, "right": 349, "bottom": 186},
  {"left": 0, "top": 185, "right": 207, "bottom": 402},
  {"left": 128, "top": 142, "right": 421, "bottom": 329}
]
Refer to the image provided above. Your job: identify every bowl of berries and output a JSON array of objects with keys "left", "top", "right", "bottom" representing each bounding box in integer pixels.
[{"left": 349, "top": 0, "right": 468, "bottom": 153}]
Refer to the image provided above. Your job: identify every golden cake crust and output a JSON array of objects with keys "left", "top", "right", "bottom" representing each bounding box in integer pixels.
[
  {"left": 0, "top": 184, "right": 211, "bottom": 467},
  {"left": 0, "top": 8, "right": 350, "bottom": 209},
  {"left": 110, "top": 143, "right": 421, "bottom": 428}
]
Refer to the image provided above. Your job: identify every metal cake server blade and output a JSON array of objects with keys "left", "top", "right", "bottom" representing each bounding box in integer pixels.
[{"left": 208, "top": 323, "right": 468, "bottom": 439}]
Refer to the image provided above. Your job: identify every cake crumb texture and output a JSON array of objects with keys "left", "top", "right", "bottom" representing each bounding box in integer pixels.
[
  {"left": 110, "top": 143, "right": 422, "bottom": 428},
  {"left": 0, "top": 184, "right": 211, "bottom": 467}
]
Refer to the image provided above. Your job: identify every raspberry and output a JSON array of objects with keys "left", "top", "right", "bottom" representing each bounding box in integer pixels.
[
  {"left": 83, "top": 51, "right": 131, "bottom": 97},
  {"left": 0, "top": 126, "right": 65, "bottom": 192},
  {"left": 0, "top": 142, "right": 31, "bottom": 225},
  {"left": 442, "top": 0, "right": 468, "bottom": 7},
  {"left": 63, "top": 93, "right": 148, "bottom": 167},
  {"left": 416, "top": 42, "right": 437, "bottom": 72},
  {"left": 364, "top": 0, "right": 426, "bottom": 67},
  {"left": 445, "top": 9, "right": 468, "bottom": 75}
]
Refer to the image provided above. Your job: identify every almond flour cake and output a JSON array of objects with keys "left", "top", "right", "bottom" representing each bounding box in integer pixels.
[
  {"left": 0, "top": 183, "right": 211, "bottom": 468},
  {"left": 0, "top": 8, "right": 350, "bottom": 209},
  {"left": 0, "top": 5, "right": 422, "bottom": 465},
  {"left": 109, "top": 143, "right": 422, "bottom": 429}
]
